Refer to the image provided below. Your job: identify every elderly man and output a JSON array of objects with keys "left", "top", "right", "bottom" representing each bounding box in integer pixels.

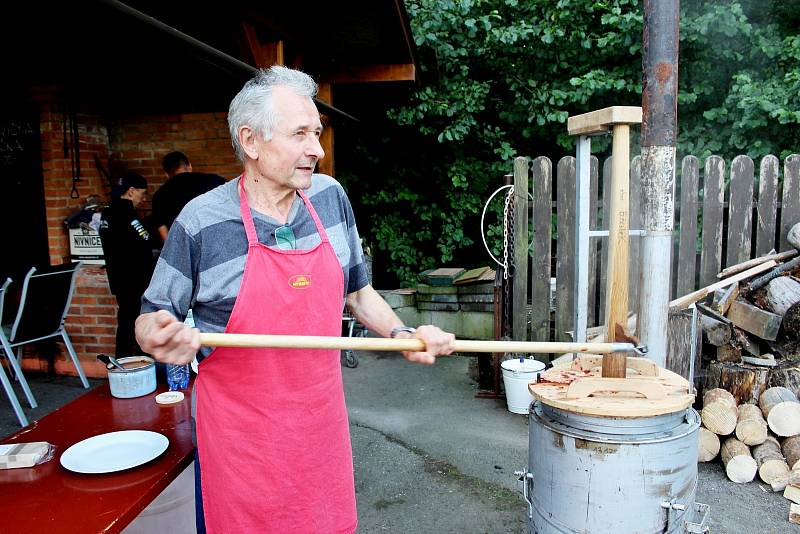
[{"left": 135, "top": 66, "right": 455, "bottom": 533}]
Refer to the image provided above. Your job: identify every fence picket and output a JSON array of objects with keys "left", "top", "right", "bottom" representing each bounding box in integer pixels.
[
  {"left": 598, "top": 157, "right": 612, "bottom": 327},
  {"left": 726, "top": 155, "right": 754, "bottom": 267},
  {"left": 555, "top": 157, "right": 576, "bottom": 341},
  {"left": 756, "top": 155, "right": 779, "bottom": 256},
  {"left": 588, "top": 156, "right": 600, "bottom": 327},
  {"left": 512, "top": 157, "right": 529, "bottom": 344},
  {"left": 512, "top": 152, "right": 796, "bottom": 345},
  {"left": 530, "top": 157, "right": 552, "bottom": 345},
  {"left": 781, "top": 155, "right": 800, "bottom": 251},
  {"left": 700, "top": 156, "right": 725, "bottom": 286},
  {"left": 676, "top": 156, "right": 699, "bottom": 297}
]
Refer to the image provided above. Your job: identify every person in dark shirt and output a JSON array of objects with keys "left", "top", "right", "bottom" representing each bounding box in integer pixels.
[
  {"left": 152, "top": 151, "right": 226, "bottom": 242},
  {"left": 99, "top": 171, "right": 156, "bottom": 356}
]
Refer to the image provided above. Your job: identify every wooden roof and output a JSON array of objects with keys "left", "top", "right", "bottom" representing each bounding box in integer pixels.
[{"left": 1, "top": 0, "right": 418, "bottom": 117}]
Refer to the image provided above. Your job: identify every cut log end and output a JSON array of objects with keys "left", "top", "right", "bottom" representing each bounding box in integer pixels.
[
  {"left": 721, "top": 437, "right": 758, "bottom": 483},
  {"left": 767, "top": 403, "right": 800, "bottom": 437},
  {"left": 736, "top": 420, "right": 768, "bottom": 446},
  {"left": 698, "top": 427, "right": 721, "bottom": 462},
  {"left": 725, "top": 455, "right": 758, "bottom": 483}
]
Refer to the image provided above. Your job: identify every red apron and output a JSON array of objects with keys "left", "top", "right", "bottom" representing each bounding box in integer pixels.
[{"left": 196, "top": 179, "right": 356, "bottom": 533}]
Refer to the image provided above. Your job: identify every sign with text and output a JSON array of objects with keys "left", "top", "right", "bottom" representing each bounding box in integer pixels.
[{"left": 68, "top": 228, "right": 104, "bottom": 265}]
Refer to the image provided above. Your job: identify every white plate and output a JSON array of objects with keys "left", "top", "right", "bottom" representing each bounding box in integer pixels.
[{"left": 60, "top": 430, "right": 169, "bottom": 474}]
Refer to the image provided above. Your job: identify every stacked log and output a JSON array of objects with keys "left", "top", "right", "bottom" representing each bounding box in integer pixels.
[
  {"left": 735, "top": 403, "right": 768, "bottom": 446},
  {"left": 701, "top": 388, "right": 738, "bottom": 435},
  {"left": 783, "top": 436, "right": 800, "bottom": 470},
  {"left": 720, "top": 437, "right": 757, "bottom": 483},
  {"left": 752, "top": 436, "right": 791, "bottom": 490},
  {"left": 698, "top": 383, "right": 800, "bottom": 490},
  {"left": 691, "top": 228, "right": 800, "bottom": 524},
  {"left": 698, "top": 427, "right": 721, "bottom": 463},
  {"left": 759, "top": 387, "right": 800, "bottom": 437}
]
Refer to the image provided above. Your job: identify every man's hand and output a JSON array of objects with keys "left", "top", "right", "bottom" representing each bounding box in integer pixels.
[
  {"left": 135, "top": 310, "right": 200, "bottom": 364},
  {"left": 399, "top": 324, "right": 456, "bottom": 365}
]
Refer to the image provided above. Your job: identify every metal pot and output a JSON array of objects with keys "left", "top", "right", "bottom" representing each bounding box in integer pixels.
[
  {"left": 103, "top": 355, "right": 157, "bottom": 398},
  {"left": 519, "top": 402, "right": 709, "bottom": 533}
]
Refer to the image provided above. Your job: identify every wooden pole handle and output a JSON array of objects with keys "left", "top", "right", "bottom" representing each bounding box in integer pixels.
[{"left": 199, "top": 333, "right": 641, "bottom": 354}]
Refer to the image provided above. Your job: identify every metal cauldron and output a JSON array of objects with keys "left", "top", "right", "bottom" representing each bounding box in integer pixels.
[{"left": 519, "top": 401, "right": 709, "bottom": 533}]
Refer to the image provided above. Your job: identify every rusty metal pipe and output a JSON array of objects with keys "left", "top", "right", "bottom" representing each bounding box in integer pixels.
[{"left": 639, "top": 0, "right": 680, "bottom": 366}]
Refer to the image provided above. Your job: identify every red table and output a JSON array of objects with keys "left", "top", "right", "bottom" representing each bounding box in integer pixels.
[{"left": 0, "top": 383, "right": 194, "bottom": 534}]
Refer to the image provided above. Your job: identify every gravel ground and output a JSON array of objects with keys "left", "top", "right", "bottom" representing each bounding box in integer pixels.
[{"left": 2, "top": 356, "right": 796, "bottom": 533}]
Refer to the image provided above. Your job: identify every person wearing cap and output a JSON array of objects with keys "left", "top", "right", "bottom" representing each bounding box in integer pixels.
[
  {"left": 99, "top": 171, "right": 157, "bottom": 357},
  {"left": 134, "top": 66, "right": 455, "bottom": 533},
  {"left": 151, "top": 151, "right": 226, "bottom": 242}
]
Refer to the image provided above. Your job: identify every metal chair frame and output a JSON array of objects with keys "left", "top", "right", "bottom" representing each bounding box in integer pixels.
[
  {"left": 0, "top": 278, "right": 31, "bottom": 427},
  {"left": 0, "top": 262, "right": 90, "bottom": 427}
]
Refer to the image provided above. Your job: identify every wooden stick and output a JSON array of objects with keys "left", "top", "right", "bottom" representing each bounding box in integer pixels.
[
  {"left": 669, "top": 260, "right": 777, "bottom": 310},
  {"left": 747, "top": 256, "right": 800, "bottom": 291},
  {"left": 716, "top": 249, "right": 796, "bottom": 278},
  {"left": 198, "top": 333, "right": 640, "bottom": 354},
  {"left": 603, "top": 123, "right": 631, "bottom": 379}
]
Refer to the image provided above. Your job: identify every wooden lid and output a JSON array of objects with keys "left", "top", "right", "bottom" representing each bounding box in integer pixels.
[
  {"left": 155, "top": 391, "right": 185, "bottom": 405},
  {"left": 529, "top": 355, "right": 695, "bottom": 418}
]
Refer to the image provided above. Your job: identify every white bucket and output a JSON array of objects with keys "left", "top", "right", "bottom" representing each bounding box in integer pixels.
[{"left": 501, "top": 359, "right": 546, "bottom": 414}]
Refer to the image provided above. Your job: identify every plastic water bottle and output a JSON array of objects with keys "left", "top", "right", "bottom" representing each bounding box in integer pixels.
[
  {"left": 167, "top": 310, "right": 193, "bottom": 391},
  {"left": 167, "top": 362, "right": 190, "bottom": 391}
]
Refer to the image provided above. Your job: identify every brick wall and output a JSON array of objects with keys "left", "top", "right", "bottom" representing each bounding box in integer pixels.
[{"left": 27, "top": 89, "right": 241, "bottom": 378}]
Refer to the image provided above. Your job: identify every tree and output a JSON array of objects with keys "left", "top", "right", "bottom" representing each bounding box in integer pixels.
[{"left": 338, "top": 0, "right": 800, "bottom": 286}]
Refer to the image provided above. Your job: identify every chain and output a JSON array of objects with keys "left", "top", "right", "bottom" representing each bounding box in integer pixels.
[
  {"left": 502, "top": 187, "right": 514, "bottom": 281},
  {"left": 502, "top": 187, "right": 515, "bottom": 340}
]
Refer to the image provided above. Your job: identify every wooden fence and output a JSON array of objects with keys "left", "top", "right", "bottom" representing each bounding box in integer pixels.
[{"left": 513, "top": 153, "right": 800, "bottom": 346}]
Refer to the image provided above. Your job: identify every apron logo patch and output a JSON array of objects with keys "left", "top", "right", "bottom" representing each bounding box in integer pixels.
[{"left": 288, "top": 274, "right": 311, "bottom": 289}]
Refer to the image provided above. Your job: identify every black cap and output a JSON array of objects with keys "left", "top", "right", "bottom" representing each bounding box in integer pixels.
[{"left": 111, "top": 171, "right": 147, "bottom": 197}]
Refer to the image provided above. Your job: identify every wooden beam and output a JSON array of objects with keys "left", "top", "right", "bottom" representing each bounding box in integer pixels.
[
  {"left": 239, "top": 21, "right": 283, "bottom": 68},
  {"left": 327, "top": 64, "right": 416, "bottom": 84},
  {"left": 567, "top": 106, "right": 643, "bottom": 136},
  {"left": 317, "top": 82, "right": 335, "bottom": 177},
  {"left": 727, "top": 299, "right": 783, "bottom": 341}
]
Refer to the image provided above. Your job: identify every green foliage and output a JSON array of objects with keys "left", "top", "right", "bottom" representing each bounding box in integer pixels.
[{"left": 340, "top": 0, "right": 800, "bottom": 286}]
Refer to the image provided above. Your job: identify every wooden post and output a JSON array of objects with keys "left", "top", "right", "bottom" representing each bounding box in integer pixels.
[
  {"left": 512, "top": 157, "right": 529, "bottom": 345},
  {"left": 567, "top": 107, "right": 641, "bottom": 378},
  {"left": 603, "top": 123, "right": 631, "bottom": 377}
]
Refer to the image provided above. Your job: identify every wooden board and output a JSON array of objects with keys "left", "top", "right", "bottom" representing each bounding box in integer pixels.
[
  {"left": 700, "top": 156, "right": 725, "bottom": 287},
  {"left": 513, "top": 157, "right": 530, "bottom": 343},
  {"left": 676, "top": 156, "right": 700, "bottom": 297},
  {"left": 756, "top": 156, "right": 779, "bottom": 256},
  {"left": 727, "top": 299, "right": 782, "bottom": 341},
  {"left": 781, "top": 156, "right": 800, "bottom": 252},
  {"left": 727, "top": 155, "right": 754, "bottom": 267},
  {"left": 453, "top": 267, "right": 491, "bottom": 285},
  {"left": 567, "top": 106, "right": 643, "bottom": 136},
  {"left": 530, "top": 356, "right": 694, "bottom": 418},
  {"left": 530, "top": 156, "right": 553, "bottom": 346},
  {"left": 555, "top": 157, "right": 576, "bottom": 342}
]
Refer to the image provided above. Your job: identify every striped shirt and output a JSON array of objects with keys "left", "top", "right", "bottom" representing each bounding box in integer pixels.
[{"left": 141, "top": 174, "right": 369, "bottom": 361}]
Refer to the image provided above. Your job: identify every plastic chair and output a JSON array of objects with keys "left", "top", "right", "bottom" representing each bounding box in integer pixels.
[
  {"left": 0, "top": 262, "right": 90, "bottom": 426},
  {"left": 0, "top": 278, "right": 31, "bottom": 427}
]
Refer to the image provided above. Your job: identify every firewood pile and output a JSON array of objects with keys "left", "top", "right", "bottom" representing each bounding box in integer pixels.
[{"left": 695, "top": 222, "right": 800, "bottom": 524}]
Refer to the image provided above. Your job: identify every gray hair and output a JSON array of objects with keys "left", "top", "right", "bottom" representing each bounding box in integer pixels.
[{"left": 227, "top": 65, "right": 319, "bottom": 163}]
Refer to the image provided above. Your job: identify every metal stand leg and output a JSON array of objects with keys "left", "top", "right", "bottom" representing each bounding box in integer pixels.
[{"left": 61, "top": 330, "right": 89, "bottom": 389}]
